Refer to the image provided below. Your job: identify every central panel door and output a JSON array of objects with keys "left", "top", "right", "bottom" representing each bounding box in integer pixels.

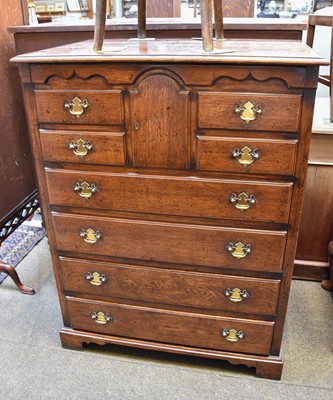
[{"left": 130, "top": 72, "right": 190, "bottom": 169}]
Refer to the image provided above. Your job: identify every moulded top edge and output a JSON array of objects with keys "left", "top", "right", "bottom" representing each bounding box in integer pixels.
[{"left": 11, "top": 39, "right": 328, "bottom": 67}]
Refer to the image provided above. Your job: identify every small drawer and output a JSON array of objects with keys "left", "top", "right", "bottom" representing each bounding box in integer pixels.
[
  {"left": 61, "top": 257, "right": 281, "bottom": 316},
  {"left": 34, "top": 89, "right": 123, "bottom": 125},
  {"left": 67, "top": 297, "right": 275, "bottom": 356},
  {"left": 40, "top": 130, "right": 126, "bottom": 165},
  {"left": 196, "top": 136, "right": 297, "bottom": 176},
  {"left": 198, "top": 92, "right": 302, "bottom": 132},
  {"left": 53, "top": 213, "right": 287, "bottom": 273},
  {"left": 46, "top": 170, "right": 293, "bottom": 224}
]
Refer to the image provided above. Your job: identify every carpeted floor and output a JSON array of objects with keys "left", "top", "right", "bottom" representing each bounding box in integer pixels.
[
  {"left": 0, "top": 223, "right": 46, "bottom": 284},
  {"left": 0, "top": 238, "right": 333, "bottom": 399}
]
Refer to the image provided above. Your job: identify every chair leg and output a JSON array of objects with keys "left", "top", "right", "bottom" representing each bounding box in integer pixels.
[
  {"left": 213, "top": 0, "right": 224, "bottom": 40},
  {"left": 321, "top": 240, "right": 333, "bottom": 291},
  {"left": 138, "top": 0, "right": 147, "bottom": 39},
  {"left": 93, "top": 0, "right": 107, "bottom": 51},
  {"left": 201, "top": 0, "right": 214, "bottom": 51},
  {"left": 0, "top": 261, "right": 35, "bottom": 295}
]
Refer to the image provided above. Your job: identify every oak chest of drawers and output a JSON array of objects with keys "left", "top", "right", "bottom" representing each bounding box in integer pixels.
[{"left": 14, "top": 39, "right": 324, "bottom": 379}]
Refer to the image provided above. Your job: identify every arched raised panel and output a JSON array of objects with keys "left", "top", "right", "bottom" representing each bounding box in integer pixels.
[{"left": 130, "top": 73, "right": 190, "bottom": 169}]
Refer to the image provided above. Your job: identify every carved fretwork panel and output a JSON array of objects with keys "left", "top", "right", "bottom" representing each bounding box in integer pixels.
[{"left": 130, "top": 73, "right": 190, "bottom": 169}]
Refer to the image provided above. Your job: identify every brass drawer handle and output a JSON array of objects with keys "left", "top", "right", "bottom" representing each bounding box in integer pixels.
[
  {"left": 85, "top": 272, "right": 108, "bottom": 286},
  {"left": 91, "top": 311, "right": 112, "bottom": 325},
  {"left": 64, "top": 97, "right": 89, "bottom": 118},
  {"left": 230, "top": 192, "right": 256, "bottom": 210},
  {"left": 80, "top": 228, "right": 102, "bottom": 244},
  {"left": 224, "top": 288, "right": 250, "bottom": 303},
  {"left": 234, "top": 101, "right": 262, "bottom": 124},
  {"left": 69, "top": 139, "right": 93, "bottom": 157},
  {"left": 74, "top": 181, "right": 98, "bottom": 199},
  {"left": 232, "top": 146, "right": 260, "bottom": 166},
  {"left": 227, "top": 242, "right": 251, "bottom": 259},
  {"left": 221, "top": 328, "right": 245, "bottom": 342}
]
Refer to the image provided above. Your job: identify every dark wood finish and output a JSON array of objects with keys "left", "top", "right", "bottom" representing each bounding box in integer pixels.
[
  {"left": 138, "top": 0, "right": 147, "bottom": 39},
  {"left": 93, "top": 0, "right": 106, "bottom": 51},
  {"left": 0, "top": 261, "right": 35, "bottom": 295},
  {"left": 1, "top": 1, "right": 36, "bottom": 219},
  {"left": 198, "top": 92, "right": 302, "bottom": 132},
  {"left": 129, "top": 73, "right": 189, "bottom": 168},
  {"left": 0, "top": 0, "right": 37, "bottom": 293},
  {"left": 306, "top": 14, "right": 333, "bottom": 121},
  {"left": 60, "top": 257, "right": 280, "bottom": 316},
  {"left": 294, "top": 134, "right": 333, "bottom": 281},
  {"left": 201, "top": 0, "right": 214, "bottom": 52},
  {"left": 67, "top": 296, "right": 274, "bottom": 355},
  {"left": 40, "top": 129, "right": 126, "bottom": 165},
  {"left": 34, "top": 89, "right": 123, "bottom": 125},
  {"left": 145, "top": 0, "right": 180, "bottom": 18},
  {"left": 9, "top": 19, "right": 306, "bottom": 58},
  {"left": 223, "top": 0, "right": 254, "bottom": 18},
  {"left": 59, "top": 327, "right": 283, "bottom": 379},
  {"left": 45, "top": 170, "right": 293, "bottom": 223},
  {"left": 214, "top": 0, "right": 224, "bottom": 40},
  {"left": 52, "top": 213, "right": 287, "bottom": 273},
  {"left": 13, "top": 39, "right": 324, "bottom": 379},
  {"left": 196, "top": 135, "right": 297, "bottom": 175}
]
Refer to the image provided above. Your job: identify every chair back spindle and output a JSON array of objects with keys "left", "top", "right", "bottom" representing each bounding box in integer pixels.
[{"left": 93, "top": 0, "right": 224, "bottom": 52}]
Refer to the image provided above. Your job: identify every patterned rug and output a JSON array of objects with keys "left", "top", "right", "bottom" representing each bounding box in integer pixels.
[{"left": 0, "top": 224, "right": 46, "bottom": 284}]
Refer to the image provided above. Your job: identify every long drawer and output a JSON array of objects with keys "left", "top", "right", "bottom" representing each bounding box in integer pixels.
[
  {"left": 53, "top": 213, "right": 287, "bottom": 273},
  {"left": 35, "top": 89, "right": 123, "bottom": 125},
  {"left": 196, "top": 135, "right": 297, "bottom": 176},
  {"left": 46, "top": 170, "right": 293, "bottom": 224},
  {"left": 60, "top": 257, "right": 281, "bottom": 316},
  {"left": 40, "top": 130, "right": 126, "bottom": 165},
  {"left": 67, "top": 297, "right": 275, "bottom": 356},
  {"left": 198, "top": 92, "right": 301, "bottom": 132}
]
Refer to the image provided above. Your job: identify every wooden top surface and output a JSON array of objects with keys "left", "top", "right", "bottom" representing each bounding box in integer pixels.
[
  {"left": 8, "top": 17, "right": 307, "bottom": 33},
  {"left": 12, "top": 38, "right": 326, "bottom": 66}
]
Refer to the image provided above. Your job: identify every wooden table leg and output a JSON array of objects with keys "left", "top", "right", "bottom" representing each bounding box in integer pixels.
[
  {"left": 321, "top": 239, "right": 333, "bottom": 291},
  {"left": 0, "top": 261, "right": 35, "bottom": 295}
]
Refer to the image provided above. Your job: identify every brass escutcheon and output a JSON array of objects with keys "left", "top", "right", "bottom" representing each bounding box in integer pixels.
[
  {"left": 221, "top": 328, "right": 244, "bottom": 342},
  {"left": 234, "top": 101, "right": 262, "bottom": 124},
  {"left": 232, "top": 146, "right": 260, "bottom": 166},
  {"left": 69, "top": 138, "right": 93, "bottom": 157},
  {"left": 227, "top": 242, "right": 251, "bottom": 259},
  {"left": 74, "top": 181, "right": 98, "bottom": 199},
  {"left": 224, "top": 288, "right": 250, "bottom": 303},
  {"left": 64, "top": 97, "right": 89, "bottom": 118},
  {"left": 91, "top": 311, "right": 112, "bottom": 324},
  {"left": 80, "top": 228, "right": 102, "bottom": 244},
  {"left": 85, "top": 272, "right": 107, "bottom": 286},
  {"left": 230, "top": 192, "right": 256, "bottom": 211}
]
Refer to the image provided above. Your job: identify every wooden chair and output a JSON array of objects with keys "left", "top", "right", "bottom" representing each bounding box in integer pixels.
[
  {"left": 93, "top": 0, "right": 224, "bottom": 52},
  {"left": 306, "top": 13, "right": 333, "bottom": 122}
]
